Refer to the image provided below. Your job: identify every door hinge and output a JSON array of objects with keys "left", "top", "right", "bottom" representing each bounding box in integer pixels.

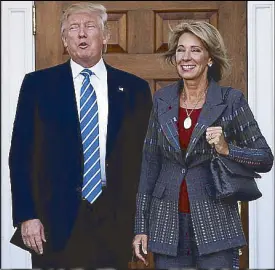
[{"left": 32, "top": 4, "right": 36, "bottom": 35}]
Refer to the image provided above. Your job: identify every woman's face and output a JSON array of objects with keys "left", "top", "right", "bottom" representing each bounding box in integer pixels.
[{"left": 175, "top": 32, "right": 211, "bottom": 81}]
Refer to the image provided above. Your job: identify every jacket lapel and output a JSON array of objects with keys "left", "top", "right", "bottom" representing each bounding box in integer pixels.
[
  {"left": 46, "top": 61, "right": 84, "bottom": 169},
  {"left": 60, "top": 60, "right": 84, "bottom": 155},
  {"left": 60, "top": 60, "right": 80, "bottom": 123},
  {"left": 157, "top": 81, "right": 181, "bottom": 152},
  {"left": 185, "top": 79, "right": 228, "bottom": 160},
  {"left": 105, "top": 63, "right": 127, "bottom": 160},
  {"left": 52, "top": 61, "right": 128, "bottom": 169},
  {"left": 61, "top": 61, "right": 127, "bottom": 163}
]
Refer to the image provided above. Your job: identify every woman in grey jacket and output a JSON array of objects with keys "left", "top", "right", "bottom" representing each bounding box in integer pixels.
[{"left": 132, "top": 21, "right": 274, "bottom": 269}]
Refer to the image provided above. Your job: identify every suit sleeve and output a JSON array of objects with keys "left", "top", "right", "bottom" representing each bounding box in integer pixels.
[
  {"left": 227, "top": 92, "right": 274, "bottom": 172},
  {"left": 9, "top": 73, "right": 38, "bottom": 227},
  {"left": 134, "top": 94, "right": 162, "bottom": 235}
]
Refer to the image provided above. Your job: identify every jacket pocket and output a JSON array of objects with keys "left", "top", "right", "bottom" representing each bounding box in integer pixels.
[{"left": 152, "top": 182, "right": 166, "bottom": 199}]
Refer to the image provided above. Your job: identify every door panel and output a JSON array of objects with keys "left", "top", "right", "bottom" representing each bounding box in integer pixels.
[{"left": 35, "top": 1, "right": 248, "bottom": 268}]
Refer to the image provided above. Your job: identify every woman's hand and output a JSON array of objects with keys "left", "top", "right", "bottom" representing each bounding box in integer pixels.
[
  {"left": 206, "top": 126, "right": 229, "bottom": 155},
  {"left": 132, "top": 234, "right": 148, "bottom": 266}
]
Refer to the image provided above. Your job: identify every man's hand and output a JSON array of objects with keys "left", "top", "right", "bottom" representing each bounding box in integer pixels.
[{"left": 21, "top": 219, "right": 46, "bottom": 254}]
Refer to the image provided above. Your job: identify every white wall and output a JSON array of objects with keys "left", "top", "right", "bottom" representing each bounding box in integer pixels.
[
  {"left": 1, "top": 1, "right": 274, "bottom": 268},
  {"left": 1, "top": 1, "right": 34, "bottom": 268},
  {"left": 248, "top": 1, "right": 275, "bottom": 268}
]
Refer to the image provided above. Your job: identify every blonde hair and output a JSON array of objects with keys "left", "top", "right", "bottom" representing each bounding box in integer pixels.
[
  {"left": 61, "top": 2, "right": 109, "bottom": 52},
  {"left": 164, "top": 21, "right": 231, "bottom": 82}
]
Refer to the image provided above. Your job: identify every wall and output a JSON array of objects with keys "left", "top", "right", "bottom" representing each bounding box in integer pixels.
[{"left": 247, "top": 1, "right": 275, "bottom": 268}]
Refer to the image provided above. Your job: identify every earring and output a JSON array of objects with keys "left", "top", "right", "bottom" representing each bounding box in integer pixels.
[{"left": 208, "top": 62, "right": 212, "bottom": 67}]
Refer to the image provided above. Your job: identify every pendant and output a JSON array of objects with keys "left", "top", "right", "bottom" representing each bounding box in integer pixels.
[{"left": 183, "top": 117, "right": 192, "bottom": 129}]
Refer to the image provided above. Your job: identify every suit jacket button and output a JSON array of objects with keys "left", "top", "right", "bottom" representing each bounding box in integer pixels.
[{"left": 76, "top": 187, "right": 82, "bottom": 192}]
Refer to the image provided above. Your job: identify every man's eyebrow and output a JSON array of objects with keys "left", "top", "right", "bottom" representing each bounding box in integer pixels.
[
  {"left": 86, "top": 20, "right": 97, "bottom": 24},
  {"left": 69, "top": 20, "right": 97, "bottom": 24}
]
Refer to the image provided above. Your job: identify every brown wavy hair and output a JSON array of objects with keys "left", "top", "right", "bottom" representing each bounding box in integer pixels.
[{"left": 163, "top": 21, "right": 231, "bottom": 82}]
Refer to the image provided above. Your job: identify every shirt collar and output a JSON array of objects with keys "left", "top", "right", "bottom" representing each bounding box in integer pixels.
[{"left": 70, "top": 58, "right": 107, "bottom": 80}]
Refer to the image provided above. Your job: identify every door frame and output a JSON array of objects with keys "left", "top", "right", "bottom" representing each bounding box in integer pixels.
[
  {"left": 247, "top": 1, "right": 275, "bottom": 267},
  {"left": 1, "top": 1, "right": 274, "bottom": 268}
]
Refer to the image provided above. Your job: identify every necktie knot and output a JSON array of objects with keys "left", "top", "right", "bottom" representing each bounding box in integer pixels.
[{"left": 80, "top": 69, "right": 93, "bottom": 80}]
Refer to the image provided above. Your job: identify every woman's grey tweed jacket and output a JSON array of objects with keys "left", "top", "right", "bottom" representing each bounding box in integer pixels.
[{"left": 134, "top": 79, "right": 274, "bottom": 257}]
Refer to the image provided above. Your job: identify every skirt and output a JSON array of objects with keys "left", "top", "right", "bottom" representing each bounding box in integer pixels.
[{"left": 154, "top": 212, "right": 239, "bottom": 269}]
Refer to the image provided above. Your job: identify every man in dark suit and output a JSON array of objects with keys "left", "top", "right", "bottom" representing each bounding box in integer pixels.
[{"left": 9, "top": 2, "right": 152, "bottom": 268}]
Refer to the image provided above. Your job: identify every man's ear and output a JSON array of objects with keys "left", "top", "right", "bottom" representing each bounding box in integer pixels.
[
  {"left": 62, "top": 36, "right": 68, "bottom": 48},
  {"left": 103, "top": 28, "right": 110, "bottom": 45}
]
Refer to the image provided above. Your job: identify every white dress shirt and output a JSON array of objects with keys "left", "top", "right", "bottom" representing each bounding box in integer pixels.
[{"left": 70, "top": 58, "right": 108, "bottom": 185}]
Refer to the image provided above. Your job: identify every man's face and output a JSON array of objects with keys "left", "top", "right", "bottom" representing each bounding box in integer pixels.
[{"left": 62, "top": 12, "right": 107, "bottom": 67}]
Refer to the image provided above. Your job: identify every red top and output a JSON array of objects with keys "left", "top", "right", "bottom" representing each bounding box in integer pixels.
[{"left": 178, "top": 107, "right": 202, "bottom": 213}]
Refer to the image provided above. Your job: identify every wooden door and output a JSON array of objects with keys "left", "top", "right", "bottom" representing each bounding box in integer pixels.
[{"left": 35, "top": 1, "right": 248, "bottom": 268}]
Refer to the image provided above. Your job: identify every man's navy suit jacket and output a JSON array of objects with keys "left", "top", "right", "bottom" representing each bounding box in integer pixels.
[{"left": 9, "top": 60, "right": 152, "bottom": 254}]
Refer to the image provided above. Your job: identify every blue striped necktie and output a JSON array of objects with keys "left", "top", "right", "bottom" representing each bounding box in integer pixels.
[{"left": 80, "top": 69, "right": 102, "bottom": 204}]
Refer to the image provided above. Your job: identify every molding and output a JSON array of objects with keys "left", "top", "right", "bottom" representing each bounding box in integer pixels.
[
  {"left": 1, "top": 1, "right": 34, "bottom": 268},
  {"left": 247, "top": 1, "right": 275, "bottom": 269}
]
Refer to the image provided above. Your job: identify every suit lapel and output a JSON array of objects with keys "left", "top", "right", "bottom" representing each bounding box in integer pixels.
[
  {"left": 49, "top": 61, "right": 129, "bottom": 171},
  {"left": 60, "top": 61, "right": 79, "bottom": 122},
  {"left": 58, "top": 61, "right": 84, "bottom": 160},
  {"left": 59, "top": 60, "right": 81, "bottom": 128},
  {"left": 105, "top": 63, "right": 127, "bottom": 160},
  {"left": 60, "top": 61, "right": 127, "bottom": 163},
  {"left": 185, "top": 80, "right": 228, "bottom": 160},
  {"left": 41, "top": 60, "right": 84, "bottom": 171},
  {"left": 157, "top": 81, "right": 181, "bottom": 152}
]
